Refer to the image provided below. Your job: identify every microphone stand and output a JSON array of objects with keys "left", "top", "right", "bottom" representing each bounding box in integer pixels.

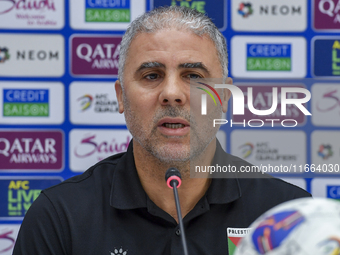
[
  {"left": 166, "top": 168, "right": 189, "bottom": 255},
  {"left": 171, "top": 181, "right": 189, "bottom": 255}
]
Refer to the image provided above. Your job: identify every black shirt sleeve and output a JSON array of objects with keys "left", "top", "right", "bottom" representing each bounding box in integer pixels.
[{"left": 13, "top": 193, "right": 68, "bottom": 255}]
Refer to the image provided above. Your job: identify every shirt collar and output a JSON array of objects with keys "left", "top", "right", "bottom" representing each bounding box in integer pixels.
[
  {"left": 110, "top": 141, "right": 147, "bottom": 209},
  {"left": 110, "top": 139, "right": 242, "bottom": 209}
]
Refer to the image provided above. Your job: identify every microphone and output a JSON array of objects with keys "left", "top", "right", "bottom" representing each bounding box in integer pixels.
[{"left": 165, "top": 168, "right": 189, "bottom": 255}]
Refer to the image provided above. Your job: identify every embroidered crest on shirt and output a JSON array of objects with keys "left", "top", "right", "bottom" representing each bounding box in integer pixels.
[
  {"left": 110, "top": 247, "right": 127, "bottom": 255},
  {"left": 227, "top": 227, "right": 252, "bottom": 255}
]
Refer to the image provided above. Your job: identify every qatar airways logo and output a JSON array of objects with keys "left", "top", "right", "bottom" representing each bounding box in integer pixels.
[
  {"left": 0, "top": 130, "right": 63, "bottom": 171},
  {"left": 196, "top": 82, "right": 311, "bottom": 128},
  {"left": 71, "top": 35, "right": 122, "bottom": 77}
]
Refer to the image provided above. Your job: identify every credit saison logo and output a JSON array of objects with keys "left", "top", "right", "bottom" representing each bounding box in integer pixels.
[
  {"left": 0, "top": 47, "right": 10, "bottom": 63},
  {"left": 327, "top": 185, "right": 340, "bottom": 200},
  {"left": 238, "top": 2, "right": 253, "bottom": 17},
  {"left": 197, "top": 82, "right": 311, "bottom": 128},
  {"left": 85, "top": 0, "right": 131, "bottom": 23},
  {"left": 247, "top": 43, "right": 291, "bottom": 71},
  {"left": 3, "top": 89, "right": 49, "bottom": 117}
]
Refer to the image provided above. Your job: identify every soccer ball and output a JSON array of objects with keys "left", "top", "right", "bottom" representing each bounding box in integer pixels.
[{"left": 235, "top": 198, "right": 340, "bottom": 255}]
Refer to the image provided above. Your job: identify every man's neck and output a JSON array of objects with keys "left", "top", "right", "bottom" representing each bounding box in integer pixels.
[{"left": 133, "top": 139, "right": 216, "bottom": 223}]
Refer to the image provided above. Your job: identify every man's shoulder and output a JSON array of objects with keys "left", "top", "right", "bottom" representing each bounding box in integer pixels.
[
  {"left": 43, "top": 152, "right": 126, "bottom": 198},
  {"left": 221, "top": 152, "right": 311, "bottom": 202}
]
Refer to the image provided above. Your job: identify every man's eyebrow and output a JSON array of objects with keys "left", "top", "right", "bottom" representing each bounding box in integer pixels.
[
  {"left": 136, "top": 62, "right": 165, "bottom": 72},
  {"left": 135, "top": 62, "right": 211, "bottom": 74},
  {"left": 178, "top": 62, "right": 210, "bottom": 74}
]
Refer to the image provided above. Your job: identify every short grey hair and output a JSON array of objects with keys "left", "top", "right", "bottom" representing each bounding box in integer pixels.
[{"left": 118, "top": 6, "right": 228, "bottom": 85}]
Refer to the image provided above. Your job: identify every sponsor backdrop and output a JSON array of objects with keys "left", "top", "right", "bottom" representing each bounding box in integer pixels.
[{"left": 0, "top": 0, "right": 339, "bottom": 252}]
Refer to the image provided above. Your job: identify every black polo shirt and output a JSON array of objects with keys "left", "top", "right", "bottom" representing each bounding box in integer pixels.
[{"left": 13, "top": 141, "right": 310, "bottom": 255}]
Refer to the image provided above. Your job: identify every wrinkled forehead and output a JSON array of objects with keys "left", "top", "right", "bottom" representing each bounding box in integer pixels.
[{"left": 127, "top": 28, "right": 219, "bottom": 59}]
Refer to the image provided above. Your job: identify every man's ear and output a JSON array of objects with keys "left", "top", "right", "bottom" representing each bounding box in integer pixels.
[
  {"left": 222, "top": 77, "right": 232, "bottom": 113},
  {"left": 115, "top": 80, "right": 124, "bottom": 114}
]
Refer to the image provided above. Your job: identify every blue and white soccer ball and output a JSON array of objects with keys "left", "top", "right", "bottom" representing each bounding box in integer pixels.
[{"left": 235, "top": 198, "right": 340, "bottom": 255}]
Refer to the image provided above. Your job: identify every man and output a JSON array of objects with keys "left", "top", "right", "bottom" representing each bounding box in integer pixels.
[{"left": 13, "top": 6, "right": 310, "bottom": 255}]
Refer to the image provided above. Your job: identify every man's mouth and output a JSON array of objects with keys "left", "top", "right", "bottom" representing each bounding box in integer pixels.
[
  {"left": 162, "top": 123, "right": 186, "bottom": 129},
  {"left": 158, "top": 118, "right": 190, "bottom": 136}
]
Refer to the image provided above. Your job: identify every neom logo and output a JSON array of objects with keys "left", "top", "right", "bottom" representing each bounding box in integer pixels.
[{"left": 0, "top": 47, "right": 10, "bottom": 63}]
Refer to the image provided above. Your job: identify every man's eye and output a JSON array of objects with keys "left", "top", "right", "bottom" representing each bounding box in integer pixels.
[
  {"left": 186, "top": 74, "right": 201, "bottom": 79},
  {"left": 144, "top": 73, "right": 159, "bottom": 80}
]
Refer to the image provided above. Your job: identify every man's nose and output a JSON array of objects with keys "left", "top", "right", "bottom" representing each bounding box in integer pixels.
[{"left": 159, "top": 75, "right": 188, "bottom": 106}]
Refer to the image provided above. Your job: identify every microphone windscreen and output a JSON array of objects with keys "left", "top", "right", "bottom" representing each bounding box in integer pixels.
[{"left": 165, "top": 167, "right": 181, "bottom": 182}]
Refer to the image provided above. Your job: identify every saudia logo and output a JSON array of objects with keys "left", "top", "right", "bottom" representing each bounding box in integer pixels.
[
  {"left": 3, "top": 89, "right": 49, "bottom": 117},
  {"left": 85, "top": 0, "right": 131, "bottom": 23},
  {"left": 0, "top": 228, "right": 15, "bottom": 253},
  {"left": 196, "top": 82, "right": 311, "bottom": 128},
  {"left": 0, "top": 47, "right": 10, "bottom": 63},
  {"left": 0, "top": 0, "right": 56, "bottom": 15},
  {"left": 74, "top": 134, "right": 131, "bottom": 160}
]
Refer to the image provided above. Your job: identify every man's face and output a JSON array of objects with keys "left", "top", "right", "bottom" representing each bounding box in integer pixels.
[{"left": 115, "top": 28, "right": 228, "bottom": 163}]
